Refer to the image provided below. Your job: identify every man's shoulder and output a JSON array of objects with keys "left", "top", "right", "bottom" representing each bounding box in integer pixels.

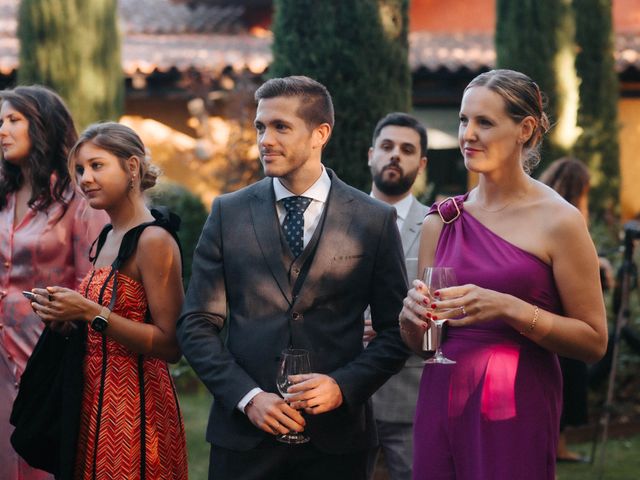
[
  {"left": 412, "top": 196, "right": 430, "bottom": 215},
  {"left": 330, "top": 174, "right": 394, "bottom": 214},
  {"left": 213, "top": 177, "right": 271, "bottom": 206}
]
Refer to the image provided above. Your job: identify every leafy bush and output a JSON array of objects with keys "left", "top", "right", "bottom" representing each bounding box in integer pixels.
[{"left": 146, "top": 180, "right": 208, "bottom": 289}]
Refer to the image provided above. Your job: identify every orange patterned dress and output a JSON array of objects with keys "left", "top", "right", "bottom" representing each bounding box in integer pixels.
[{"left": 74, "top": 267, "right": 188, "bottom": 480}]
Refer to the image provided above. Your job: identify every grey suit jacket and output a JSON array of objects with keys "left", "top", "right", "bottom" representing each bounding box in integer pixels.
[
  {"left": 177, "top": 169, "right": 410, "bottom": 453},
  {"left": 372, "top": 196, "right": 429, "bottom": 423}
]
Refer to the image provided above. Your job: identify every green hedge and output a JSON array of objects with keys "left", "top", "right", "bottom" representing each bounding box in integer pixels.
[{"left": 146, "top": 181, "right": 208, "bottom": 289}]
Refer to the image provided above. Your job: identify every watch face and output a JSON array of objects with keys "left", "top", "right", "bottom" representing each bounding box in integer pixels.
[{"left": 91, "top": 315, "right": 108, "bottom": 332}]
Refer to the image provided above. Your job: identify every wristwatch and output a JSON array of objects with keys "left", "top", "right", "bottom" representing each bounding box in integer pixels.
[{"left": 90, "top": 306, "right": 111, "bottom": 333}]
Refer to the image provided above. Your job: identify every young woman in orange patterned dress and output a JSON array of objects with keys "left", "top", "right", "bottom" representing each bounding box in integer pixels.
[{"left": 30, "top": 122, "right": 188, "bottom": 479}]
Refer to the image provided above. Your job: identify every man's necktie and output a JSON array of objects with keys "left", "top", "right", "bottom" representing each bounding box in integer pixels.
[{"left": 282, "top": 196, "right": 312, "bottom": 258}]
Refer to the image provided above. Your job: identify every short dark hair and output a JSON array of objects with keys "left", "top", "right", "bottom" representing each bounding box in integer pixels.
[
  {"left": 254, "top": 76, "right": 334, "bottom": 129},
  {"left": 372, "top": 112, "right": 428, "bottom": 158},
  {"left": 0, "top": 85, "right": 77, "bottom": 213}
]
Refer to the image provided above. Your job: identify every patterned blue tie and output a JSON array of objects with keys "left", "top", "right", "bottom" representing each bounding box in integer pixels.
[{"left": 282, "top": 196, "right": 312, "bottom": 258}]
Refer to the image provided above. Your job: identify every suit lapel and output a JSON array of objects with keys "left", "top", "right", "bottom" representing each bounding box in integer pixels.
[
  {"left": 295, "top": 173, "right": 354, "bottom": 304},
  {"left": 400, "top": 197, "right": 426, "bottom": 255},
  {"left": 249, "top": 178, "right": 292, "bottom": 306}
]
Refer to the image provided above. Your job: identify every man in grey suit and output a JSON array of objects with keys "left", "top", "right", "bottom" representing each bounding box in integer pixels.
[
  {"left": 364, "top": 113, "right": 429, "bottom": 480},
  {"left": 177, "top": 76, "right": 410, "bottom": 480}
]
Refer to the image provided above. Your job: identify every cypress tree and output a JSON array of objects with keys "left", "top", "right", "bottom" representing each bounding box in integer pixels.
[
  {"left": 270, "top": 0, "right": 411, "bottom": 190},
  {"left": 573, "top": 0, "right": 619, "bottom": 212},
  {"left": 18, "top": 0, "right": 124, "bottom": 129},
  {"left": 495, "top": 0, "right": 580, "bottom": 172}
]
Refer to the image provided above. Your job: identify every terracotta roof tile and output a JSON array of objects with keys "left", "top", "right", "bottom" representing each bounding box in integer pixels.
[
  {"left": 0, "top": 1, "right": 637, "bottom": 76},
  {"left": 123, "top": 33, "right": 271, "bottom": 75},
  {"left": 410, "top": 32, "right": 495, "bottom": 72},
  {"left": 119, "top": 0, "right": 245, "bottom": 34},
  {"left": 0, "top": 0, "right": 246, "bottom": 35}
]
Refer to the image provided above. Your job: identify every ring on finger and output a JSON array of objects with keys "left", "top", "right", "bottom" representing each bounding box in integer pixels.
[{"left": 460, "top": 305, "right": 467, "bottom": 317}]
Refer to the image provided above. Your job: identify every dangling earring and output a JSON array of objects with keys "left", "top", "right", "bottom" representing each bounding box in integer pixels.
[{"left": 129, "top": 174, "right": 136, "bottom": 190}]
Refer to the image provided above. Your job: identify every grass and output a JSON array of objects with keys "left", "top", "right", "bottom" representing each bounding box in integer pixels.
[
  {"left": 557, "top": 435, "right": 640, "bottom": 480},
  {"left": 178, "top": 389, "right": 212, "bottom": 480},
  {"left": 177, "top": 388, "right": 640, "bottom": 480}
]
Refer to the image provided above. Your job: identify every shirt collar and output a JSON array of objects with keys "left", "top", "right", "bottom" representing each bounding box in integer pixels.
[
  {"left": 370, "top": 192, "right": 414, "bottom": 222},
  {"left": 273, "top": 167, "right": 331, "bottom": 203}
]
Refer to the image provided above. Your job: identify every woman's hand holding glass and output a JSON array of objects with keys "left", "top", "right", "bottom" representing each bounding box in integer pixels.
[
  {"left": 399, "top": 272, "right": 474, "bottom": 359},
  {"left": 427, "top": 283, "right": 515, "bottom": 327}
]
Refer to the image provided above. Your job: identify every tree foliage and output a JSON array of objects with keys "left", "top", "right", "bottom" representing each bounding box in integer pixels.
[
  {"left": 270, "top": 0, "right": 411, "bottom": 190},
  {"left": 573, "top": 0, "right": 619, "bottom": 211},
  {"left": 146, "top": 181, "right": 209, "bottom": 288},
  {"left": 18, "top": 0, "right": 124, "bottom": 129},
  {"left": 496, "top": 0, "right": 619, "bottom": 210},
  {"left": 496, "top": 0, "right": 578, "bottom": 172}
]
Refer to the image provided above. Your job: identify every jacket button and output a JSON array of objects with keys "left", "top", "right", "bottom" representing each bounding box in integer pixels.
[{"left": 291, "top": 312, "right": 302, "bottom": 321}]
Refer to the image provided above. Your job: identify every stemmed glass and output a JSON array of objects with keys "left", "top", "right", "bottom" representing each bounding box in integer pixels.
[
  {"left": 422, "top": 267, "right": 457, "bottom": 365},
  {"left": 276, "top": 348, "right": 311, "bottom": 444}
]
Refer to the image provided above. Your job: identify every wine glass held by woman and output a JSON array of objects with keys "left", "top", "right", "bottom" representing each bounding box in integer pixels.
[
  {"left": 421, "top": 266, "right": 458, "bottom": 364},
  {"left": 30, "top": 123, "right": 188, "bottom": 479},
  {"left": 398, "top": 69, "right": 607, "bottom": 480},
  {"left": 0, "top": 86, "right": 107, "bottom": 480}
]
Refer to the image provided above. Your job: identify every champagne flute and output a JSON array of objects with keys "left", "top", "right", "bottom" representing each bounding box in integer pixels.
[
  {"left": 422, "top": 267, "right": 457, "bottom": 365},
  {"left": 276, "top": 348, "right": 311, "bottom": 444}
]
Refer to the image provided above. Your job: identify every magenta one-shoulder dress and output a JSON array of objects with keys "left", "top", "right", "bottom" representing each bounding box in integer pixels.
[{"left": 413, "top": 195, "right": 563, "bottom": 480}]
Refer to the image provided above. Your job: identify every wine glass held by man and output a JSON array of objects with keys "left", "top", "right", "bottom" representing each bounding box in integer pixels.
[
  {"left": 275, "top": 348, "right": 311, "bottom": 444},
  {"left": 30, "top": 123, "right": 188, "bottom": 479},
  {"left": 0, "top": 86, "right": 107, "bottom": 480},
  {"left": 398, "top": 69, "right": 607, "bottom": 480}
]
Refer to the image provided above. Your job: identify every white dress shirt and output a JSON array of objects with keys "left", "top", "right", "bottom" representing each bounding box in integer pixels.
[{"left": 273, "top": 167, "right": 332, "bottom": 248}]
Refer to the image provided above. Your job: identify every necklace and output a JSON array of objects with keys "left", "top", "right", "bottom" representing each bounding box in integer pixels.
[{"left": 474, "top": 191, "right": 528, "bottom": 213}]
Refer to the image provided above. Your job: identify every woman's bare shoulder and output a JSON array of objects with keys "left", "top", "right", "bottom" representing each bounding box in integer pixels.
[{"left": 533, "top": 182, "right": 588, "bottom": 236}]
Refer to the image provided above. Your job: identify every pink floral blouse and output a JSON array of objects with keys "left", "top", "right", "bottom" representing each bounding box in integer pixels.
[{"left": 0, "top": 186, "right": 107, "bottom": 480}]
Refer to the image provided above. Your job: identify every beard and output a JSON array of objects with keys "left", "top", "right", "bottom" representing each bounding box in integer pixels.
[{"left": 372, "top": 165, "right": 419, "bottom": 196}]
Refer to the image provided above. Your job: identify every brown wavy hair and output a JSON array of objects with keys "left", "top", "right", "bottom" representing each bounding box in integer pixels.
[
  {"left": 538, "top": 157, "right": 590, "bottom": 207},
  {"left": 0, "top": 85, "right": 78, "bottom": 212}
]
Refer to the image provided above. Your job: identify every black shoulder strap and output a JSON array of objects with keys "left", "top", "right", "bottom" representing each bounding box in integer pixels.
[
  {"left": 88, "top": 224, "right": 114, "bottom": 265},
  {"left": 91, "top": 207, "right": 182, "bottom": 312},
  {"left": 113, "top": 207, "right": 182, "bottom": 272}
]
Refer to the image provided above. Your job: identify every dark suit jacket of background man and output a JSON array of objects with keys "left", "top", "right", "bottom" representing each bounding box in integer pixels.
[{"left": 177, "top": 168, "right": 410, "bottom": 455}]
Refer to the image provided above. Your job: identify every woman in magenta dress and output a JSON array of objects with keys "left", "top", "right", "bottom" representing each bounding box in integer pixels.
[
  {"left": 31, "top": 122, "right": 188, "bottom": 479},
  {"left": 0, "top": 86, "right": 107, "bottom": 480},
  {"left": 399, "top": 70, "right": 607, "bottom": 479}
]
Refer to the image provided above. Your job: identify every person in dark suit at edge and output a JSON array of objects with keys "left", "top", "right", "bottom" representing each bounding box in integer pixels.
[
  {"left": 364, "top": 113, "right": 429, "bottom": 480},
  {"left": 177, "top": 75, "right": 410, "bottom": 480}
]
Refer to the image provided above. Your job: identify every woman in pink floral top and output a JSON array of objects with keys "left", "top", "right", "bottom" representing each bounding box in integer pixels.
[{"left": 0, "top": 86, "right": 107, "bottom": 480}]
